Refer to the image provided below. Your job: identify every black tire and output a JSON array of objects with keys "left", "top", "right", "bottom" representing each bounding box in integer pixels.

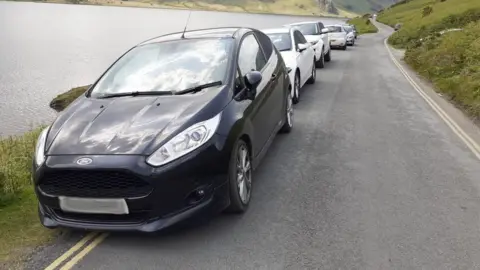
[
  {"left": 225, "top": 139, "right": 252, "bottom": 213},
  {"left": 280, "top": 91, "right": 293, "bottom": 133},
  {"left": 325, "top": 49, "right": 331, "bottom": 62},
  {"left": 315, "top": 48, "right": 325, "bottom": 68},
  {"left": 306, "top": 61, "right": 316, "bottom": 85},
  {"left": 292, "top": 72, "right": 300, "bottom": 104},
  {"left": 342, "top": 44, "right": 347, "bottom": 50}
]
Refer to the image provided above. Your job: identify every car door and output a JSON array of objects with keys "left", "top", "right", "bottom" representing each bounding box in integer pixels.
[
  {"left": 293, "top": 30, "right": 310, "bottom": 85},
  {"left": 297, "top": 31, "right": 314, "bottom": 77},
  {"left": 255, "top": 30, "right": 285, "bottom": 129},
  {"left": 236, "top": 33, "right": 274, "bottom": 156},
  {"left": 317, "top": 22, "right": 329, "bottom": 52}
]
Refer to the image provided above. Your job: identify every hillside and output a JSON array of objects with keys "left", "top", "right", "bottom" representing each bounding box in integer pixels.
[
  {"left": 44, "top": 0, "right": 399, "bottom": 16},
  {"left": 378, "top": 0, "right": 480, "bottom": 121},
  {"left": 334, "top": 0, "right": 398, "bottom": 13}
]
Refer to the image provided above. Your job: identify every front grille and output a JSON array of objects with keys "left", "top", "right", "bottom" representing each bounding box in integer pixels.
[
  {"left": 51, "top": 209, "right": 148, "bottom": 225},
  {"left": 39, "top": 170, "right": 153, "bottom": 198}
]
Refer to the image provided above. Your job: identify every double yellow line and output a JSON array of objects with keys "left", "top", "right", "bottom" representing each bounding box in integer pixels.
[
  {"left": 384, "top": 38, "right": 480, "bottom": 161},
  {"left": 44, "top": 232, "right": 109, "bottom": 270}
]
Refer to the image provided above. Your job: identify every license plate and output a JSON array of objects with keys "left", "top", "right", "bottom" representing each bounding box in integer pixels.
[{"left": 59, "top": 196, "right": 129, "bottom": 215}]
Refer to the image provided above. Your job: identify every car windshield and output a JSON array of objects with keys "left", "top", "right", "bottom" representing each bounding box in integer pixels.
[
  {"left": 266, "top": 33, "right": 292, "bottom": 52},
  {"left": 344, "top": 26, "right": 353, "bottom": 32},
  {"left": 89, "top": 38, "right": 233, "bottom": 97},
  {"left": 294, "top": 23, "right": 317, "bottom": 35},
  {"left": 327, "top": 26, "right": 343, "bottom": 33}
]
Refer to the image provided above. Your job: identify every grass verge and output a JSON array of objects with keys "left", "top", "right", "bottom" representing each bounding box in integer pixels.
[
  {"left": 378, "top": 0, "right": 480, "bottom": 121},
  {"left": 347, "top": 16, "right": 378, "bottom": 34},
  {"left": 0, "top": 128, "right": 58, "bottom": 266},
  {"left": 50, "top": 85, "right": 90, "bottom": 112}
]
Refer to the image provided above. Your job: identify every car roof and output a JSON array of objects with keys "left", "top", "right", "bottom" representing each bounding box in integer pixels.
[
  {"left": 262, "top": 27, "right": 291, "bottom": 34},
  {"left": 139, "top": 27, "right": 249, "bottom": 46},
  {"left": 325, "top": 24, "right": 344, "bottom": 27}
]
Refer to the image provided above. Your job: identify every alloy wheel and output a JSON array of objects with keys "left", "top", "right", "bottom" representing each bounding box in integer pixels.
[{"left": 236, "top": 145, "right": 252, "bottom": 204}]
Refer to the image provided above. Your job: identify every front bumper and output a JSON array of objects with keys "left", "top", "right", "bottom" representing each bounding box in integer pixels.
[
  {"left": 330, "top": 39, "right": 346, "bottom": 47},
  {"left": 34, "top": 135, "right": 231, "bottom": 232}
]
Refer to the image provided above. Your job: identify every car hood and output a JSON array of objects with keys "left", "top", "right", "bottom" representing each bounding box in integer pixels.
[
  {"left": 279, "top": 51, "right": 297, "bottom": 70},
  {"left": 329, "top": 32, "right": 346, "bottom": 39},
  {"left": 45, "top": 86, "right": 227, "bottom": 156},
  {"left": 303, "top": 35, "right": 322, "bottom": 43}
]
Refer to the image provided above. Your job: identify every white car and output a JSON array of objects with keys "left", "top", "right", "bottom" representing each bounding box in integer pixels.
[
  {"left": 263, "top": 27, "right": 316, "bottom": 104},
  {"left": 325, "top": 24, "right": 349, "bottom": 50},
  {"left": 343, "top": 25, "right": 356, "bottom": 46},
  {"left": 285, "top": 21, "right": 332, "bottom": 68}
]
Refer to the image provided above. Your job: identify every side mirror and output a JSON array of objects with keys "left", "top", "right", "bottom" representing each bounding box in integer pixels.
[
  {"left": 321, "top": 28, "right": 329, "bottom": 34},
  {"left": 244, "top": 71, "right": 262, "bottom": 100},
  {"left": 297, "top": 43, "right": 308, "bottom": 52}
]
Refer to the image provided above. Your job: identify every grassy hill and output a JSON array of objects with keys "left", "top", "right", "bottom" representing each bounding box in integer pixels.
[
  {"left": 334, "top": 0, "right": 398, "bottom": 13},
  {"left": 378, "top": 0, "right": 480, "bottom": 121}
]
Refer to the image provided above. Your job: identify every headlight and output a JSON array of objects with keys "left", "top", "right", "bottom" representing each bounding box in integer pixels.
[
  {"left": 146, "top": 113, "right": 222, "bottom": 167},
  {"left": 35, "top": 126, "right": 50, "bottom": 166}
]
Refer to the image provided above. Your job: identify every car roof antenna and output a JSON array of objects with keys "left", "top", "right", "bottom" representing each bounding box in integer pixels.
[{"left": 180, "top": 10, "right": 192, "bottom": 39}]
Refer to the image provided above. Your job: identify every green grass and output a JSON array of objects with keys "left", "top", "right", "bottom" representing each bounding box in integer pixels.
[
  {"left": 334, "top": 0, "right": 395, "bottom": 13},
  {"left": 50, "top": 85, "right": 90, "bottom": 112},
  {"left": 0, "top": 128, "right": 58, "bottom": 265},
  {"left": 347, "top": 17, "right": 379, "bottom": 34},
  {"left": 378, "top": 0, "right": 480, "bottom": 121}
]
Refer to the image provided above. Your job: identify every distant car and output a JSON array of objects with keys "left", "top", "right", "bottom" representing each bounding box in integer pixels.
[
  {"left": 285, "top": 21, "right": 332, "bottom": 68},
  {"left": 325, "top": 24, "right": 348, "bottom": 50},
  {"left": 346, "top": 24, "right": 358, "bottom": 39},
  {"left": 263, "top": 27, "right": 316, "bottom": 104},
  {"left": 33, "top": 27, "right": 294, "bottom": 233},
  {"left": 343, "top": 25, "right": 356, "bottom": 46}
]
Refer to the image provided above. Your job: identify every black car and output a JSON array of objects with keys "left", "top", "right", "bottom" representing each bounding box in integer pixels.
[{"left": 33, "top": 27, "right": 293, "bottom": 232}]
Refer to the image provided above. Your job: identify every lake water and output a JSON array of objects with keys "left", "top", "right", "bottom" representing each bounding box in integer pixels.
[{"left": 0, "top": 1, "right": 342, "bottom": 136}]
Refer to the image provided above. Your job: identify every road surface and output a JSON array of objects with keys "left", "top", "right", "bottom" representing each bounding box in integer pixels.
[{"left": 29, "top": 20, "right": 480, "bottom": 270}]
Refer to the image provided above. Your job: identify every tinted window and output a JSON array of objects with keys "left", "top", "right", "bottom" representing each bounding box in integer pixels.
[
  {"left": 255, "top": 31, "right": 273, "bottom": 60},
  {"left": 90, "top": 39, "right": 232, "bottom": 96},
  {"left": 238, "top": 34, "right": 267, "bottom": 75},
  {"left": 318, "top": 22, "right": 325, "bottom": 29},
  {"left": 266, "top": 33, "right": 292, "bottom": 52},
  {"left": 294, "top": 31, "right": 308, "bottom": 44},
  {"left": 327, "top": 26, "right": 344, "bottom": 33},
  {"left": 295, "top": 23, "right": 318, "bottom": 35}
]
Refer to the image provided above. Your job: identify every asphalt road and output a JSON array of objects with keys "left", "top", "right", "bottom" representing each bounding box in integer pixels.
[{"left": 31, "top": 23, "right": 480, "bottom": 270}]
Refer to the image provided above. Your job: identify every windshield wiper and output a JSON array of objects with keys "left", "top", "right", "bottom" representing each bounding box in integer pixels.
[
  {"left": 99, "top": 90, "right": 174, "bottom": 99},
  {"left": 174, "top": 81, "right": 223, "bottom": 95}
]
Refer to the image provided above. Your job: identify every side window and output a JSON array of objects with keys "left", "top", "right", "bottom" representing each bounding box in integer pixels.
[
  {"left": 293, "top": 31, "right": 304, "bottom": 50},
  {"left": 238, "top": 34, "right": 267, "bottom": 75},
  {"left": 255, "top": 31, "right": 273, "bottom": 61},
  {"left": 318, "top": 22, "right": 324, "bottom": 31},
  {"left": 296, "top": 31, "right": 308, "bottom": 44},
  {"left": 235, "top": 69, "right": 244, "bottom": 92}
]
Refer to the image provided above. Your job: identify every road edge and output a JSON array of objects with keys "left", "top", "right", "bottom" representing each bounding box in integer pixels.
[{"left": 383, "top": 38, "right": 480, "bottom": 160}]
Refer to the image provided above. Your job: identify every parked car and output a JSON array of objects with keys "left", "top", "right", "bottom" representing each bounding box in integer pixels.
[
  {"left": 325, "top": 24, "right": 348, "bottom": 50},
  {"left": 285, "top": 21, "right": 332, "bottom": 68},
  {"left": 343, "top": 25, "right": 356, "bottom": 46},
  {"left": 345, "top": 24, "right": 358, "bottom": 39},
  {"left": 33, "top": 27, "right": 294, "bottom": 232},
  {"left": 263, "top": 27, "right": 316, "bottom": 104}
]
